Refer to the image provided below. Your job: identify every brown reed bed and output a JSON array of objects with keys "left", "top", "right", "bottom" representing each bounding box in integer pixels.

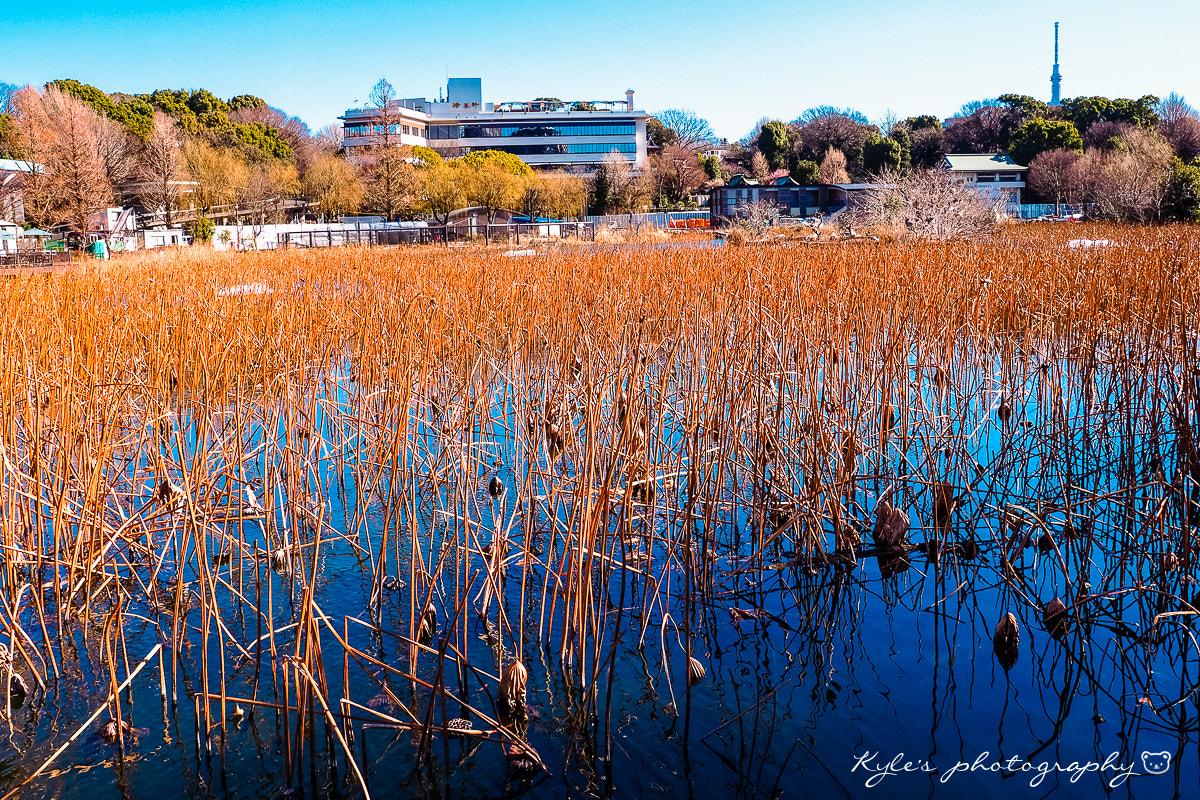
[{"left": 0, "top": 221, "right": 1198, "bottom": 796}]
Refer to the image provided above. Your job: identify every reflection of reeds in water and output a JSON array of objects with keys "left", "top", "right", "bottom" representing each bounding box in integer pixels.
[{"left": 0, "top": 223, "right": 1199, "bottom": 794}]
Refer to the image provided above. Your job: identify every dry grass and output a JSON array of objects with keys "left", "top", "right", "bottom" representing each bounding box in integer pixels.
[{"left": 1, "top": 221, "right": 1198, "bottom": 794}]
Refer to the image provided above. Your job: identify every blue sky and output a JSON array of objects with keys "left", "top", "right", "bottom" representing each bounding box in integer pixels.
[{"left": 7, "top": 0, "right": 1198, "bottom": 140}]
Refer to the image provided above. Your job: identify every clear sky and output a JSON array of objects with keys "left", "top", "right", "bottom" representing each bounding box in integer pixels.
[{"left": 7, "top": 0, "right": 1198, "bottom": 140}]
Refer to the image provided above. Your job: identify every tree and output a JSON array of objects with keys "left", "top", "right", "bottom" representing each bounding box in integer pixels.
[
  {"left": 518, "top": 175, "right": 550, "bottom": 220},
  {"left": 411, "top": 145, "right": 443, "bottom": 168},
  {"left": 1027, "top": 149, "right": 1083, "bottom": 215},
  {"left": 458, "top": 149, "right": 533, "bottom": 177},
  {"left": 462, "top": 160, "right": 521, "bottom": 222},
  {"left": 184, "top": 138, "right": 247, "bottom": 218},
  {"left": 789, "top": 159, "right": 819, "bottom": 185},
  {"left": 303, "top": 153, "right": 362, "bottom": 220},
  {"left": 863, "top": 133, "right": 907, "bottom": 175},
  {"left": 11, "top": 86, "right": 112, "bottom": 238},
  {"left": 750, "top": 152, "right": 771, "bottom": 183},
  {"left": 756, "top": 121, "right": 790, "bottom": 171},
  {"left": 795, "top": 106, "right": 869, "bottom": 125},
  {"left": 795, "top": 114, "right": 877, "bottom": 179},
  {"left": 904, "top": 115, "right": 942, "bottom": 131},
  {"left": 229, "top": 105, "right": 314, "bottom": 170},
  {"left": 91, "top": 112, "right": 137, "bottom": 200},
  {"left": 818, "top": 148, "right": 849, "bottom": 184},
  {"left": 0, "top": 82, "right": 16, "bottom": 115},
  {"left": 908, "top": 126, "right": 945, "bottom": 168},
  {"left": 1007, "top": 118, "right": 1083, "bottom": 165},
  {"left": 943, "top": 106, "right": 1024, "bottom": 154},
  {"left": 1077, "top": 127, "right": 1174, "bottom": 221},
  {"left": 419, "top": 163, "right": 462, "bottom": 224},
  {"left": 1163, "top": 158, "right": 1200, "bottom": 221},
  {"left": 997, "top": 94, "right": 1050, "bottom": 120},
  {"left": 369, "top": 79, "right": 397, "bottom": 147},
  {"left": 648, "top": 145, "right": 705, "bottom": 207},
  {"left": 139, "top": 111, "right": 185, "bottom": 227},
  {"left": 543, "top": 172, "right": 587, "bottom": 219},
  {"left": 698, "top": 153, "right": 722, "bottom": 181},
  {"left": 228, "top": 94, "right": 268, "bottom": 112},
  {"left": 365, "top": 145, "right": 419, "bottom": 220},
  {"left": 602, "top": 150, "right": 649, "bottom": 213},
  {"left": 1061, "top": 95, "right": 1160, "bottom": 134},
  {"left": 315, "top": 123, "right": 344, "bottom": 155},
  {"left": 238, "top": 159, "right": 298, "bottom": 228},
  {"left": 646, "top": 117, "right": 677, "bottom": 148},
  {"left": 653, "top": 109, "right": 715, "bottom": 151},
  {"left": 738, "top": 115, "right": 772, "bottom": 149},
  {"left": 845, "top": 168, "right": 1001, "bottom": 240},
  {"left": 589, "top": 161, "right": 613, "bottom": 215},
  {"left": 1158, "top": 93, "right": 1200, "bottom": 161}
]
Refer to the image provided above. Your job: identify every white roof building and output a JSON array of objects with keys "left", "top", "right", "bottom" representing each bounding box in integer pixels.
[
  {"left": 341, "top": 78, "right": 649, "bottom": 171},
  {"left": 943, "top": 153, "right": 1026, "bottom": 212}
]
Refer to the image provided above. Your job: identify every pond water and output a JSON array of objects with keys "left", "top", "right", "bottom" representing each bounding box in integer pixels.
[{"left": 2, "top": 266, "right": 1197, "bottom": 800}]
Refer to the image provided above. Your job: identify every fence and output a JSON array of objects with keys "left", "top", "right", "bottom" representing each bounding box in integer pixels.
[
  {"left": 279, "top": 221, "right": 594, "bottom": 249},
  {"left": 0, "top": 251, "right": 71, "bottom": 270},
  {"left": 1017, "top": 203, "right": 1086, "bottom": 219},
  {"left": 585, "top": 211, "right": 711, "bottom": 230}
]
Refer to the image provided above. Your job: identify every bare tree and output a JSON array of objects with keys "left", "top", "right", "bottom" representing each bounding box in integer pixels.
[
  {"left": 648, "top": 145, "right": 706, "bottom": 207},
  {"left": 364, "top": 145, "right": 420, "bottom": 221},
  {"left": 602, "top": 150, "right": 649, "bottom": 214},
  {"left": 369, "top": 79, "right": 397, "bottom": 148},
  {"left": 1158, "top": 92, "right": 1200, "bottom": 161},
  {"left": 845, "top": 168, "right": 1001, "bottom": 240},
  {"left": 653, "top": 109, "right": 715, "bottom": 152},
  {"left": 1027, "top": 149, "right": 1082, "bottom": 216},
  {"left": 91, "top": 113, "right": 137, "bottom": 198},
  {"left": 315, "top": 123, "right": 344, "bottom": 155},
  {"left": 750, "top": 152, "right": 771, "bottom": 183},
  {"left": 731, "top": 200, "right": 780, "bottom": 240},
  {"left": 0, "top": 82, "right": 17, "bottom": 115},
  {"left": 1079, "top": 127, "right": 1174, "bottom": 222},
  {"left": 10, "top": 86, "right": 111, "bottom": 238},
  {"left": 139, "top": 112, "right": 185, "bottom": 227},
  {"left": 818, "top": 148, "right": 850, "bottom": 184}
]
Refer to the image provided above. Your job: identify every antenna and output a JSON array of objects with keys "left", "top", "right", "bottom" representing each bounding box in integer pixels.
[{"left": 1050, "top": 22, "right": 1062, "bottom": 106}]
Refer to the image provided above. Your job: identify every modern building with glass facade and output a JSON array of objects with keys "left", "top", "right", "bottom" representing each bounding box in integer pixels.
[{"left": 341, "top": 79, "right": 649, "bottom": 170}]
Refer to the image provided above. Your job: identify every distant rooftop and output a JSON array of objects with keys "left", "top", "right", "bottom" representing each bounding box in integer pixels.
[{"left": 943, "top": 153, "right": 1026, "bottom": 171}]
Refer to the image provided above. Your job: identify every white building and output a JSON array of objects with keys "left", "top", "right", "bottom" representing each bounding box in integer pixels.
[
  {"left": 342, "top": 78, "right": 649, "bottom": 171},
  {"left": 943, "top": 153, "right": 1026, "bottom": 213},
  {"left": 0, "top": 219, "right": 18, "bottom": 253}
]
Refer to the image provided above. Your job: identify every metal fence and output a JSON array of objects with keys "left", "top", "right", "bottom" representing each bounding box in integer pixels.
[
  {"left": 279, "top": 221, "right": 594, "bottom": 248},
  {"left": 1017, "top": 203, "right": 1086, "bottom": 219},
  {"left": 0, "top": 251, "right": 71, "bottom": 269},
  {"left": 585, "top": 211, "right": 711, "bottom": 230}
]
